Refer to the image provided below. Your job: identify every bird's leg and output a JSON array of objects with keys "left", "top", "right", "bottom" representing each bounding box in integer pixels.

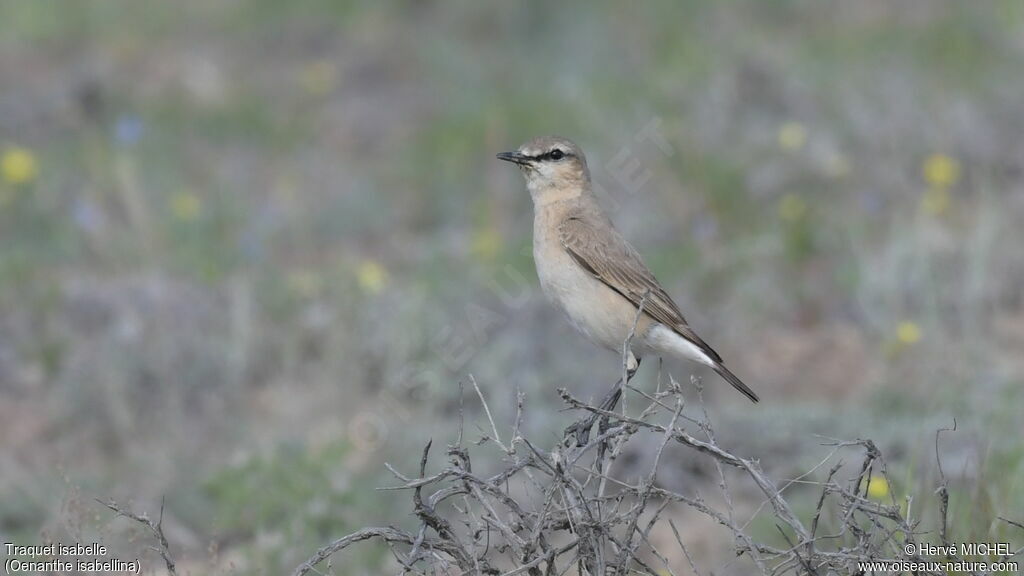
[{"left": 564, "top": 358, "right": 641, "bottom": 447}]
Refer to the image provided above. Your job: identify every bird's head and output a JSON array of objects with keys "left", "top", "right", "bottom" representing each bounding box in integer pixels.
[{"left": 497, "top": 136, "right": 589, "bottom": 203}]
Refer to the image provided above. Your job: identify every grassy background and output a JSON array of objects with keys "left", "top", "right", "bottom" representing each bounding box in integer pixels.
[{"left": 1, "top": 1, "right": 1022, "bottom": 573}]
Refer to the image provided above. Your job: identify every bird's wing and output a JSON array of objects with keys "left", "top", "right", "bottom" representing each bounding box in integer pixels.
[{"left": 559, "top": 214, "right": 723, "bottom": 363}]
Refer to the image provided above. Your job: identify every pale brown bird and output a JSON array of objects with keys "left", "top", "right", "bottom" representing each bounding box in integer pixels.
[{"left": 498, "top": 136, "right": 758, "bottom": 438}]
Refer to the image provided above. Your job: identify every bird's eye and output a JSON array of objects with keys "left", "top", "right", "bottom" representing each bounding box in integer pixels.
[{"left": 549, "top": 149, "right": 565, "bottom": 160}]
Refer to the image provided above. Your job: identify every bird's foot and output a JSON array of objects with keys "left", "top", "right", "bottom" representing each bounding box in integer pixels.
[
  {"left": 563, "top": 414, "right": 598, "bottom": 447},
  {"left": 563, "top": 378, "right": 628, "bottom": 447}
]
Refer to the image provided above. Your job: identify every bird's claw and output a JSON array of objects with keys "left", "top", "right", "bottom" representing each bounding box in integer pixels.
[{"left": 563, "top": 416, "right": 596, "bottom": 447}]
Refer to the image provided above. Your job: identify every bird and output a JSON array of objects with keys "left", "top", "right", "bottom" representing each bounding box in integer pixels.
[{"left": 497, "top": 136, "right": 758, "bottom": 441}]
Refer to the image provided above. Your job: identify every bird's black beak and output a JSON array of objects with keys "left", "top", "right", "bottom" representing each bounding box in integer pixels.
[{"left": 496, "top": 151, "right": 531, "bottom": 166}]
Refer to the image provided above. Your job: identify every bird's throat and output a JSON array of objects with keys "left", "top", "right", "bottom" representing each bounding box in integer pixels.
[{"left": 528, "top": 180, "right": 587, "bottom": 207}]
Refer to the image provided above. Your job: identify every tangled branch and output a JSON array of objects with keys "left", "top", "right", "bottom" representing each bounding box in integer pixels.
[{"left": 289, "top": 372, "right": 1024, "bottom": 575}]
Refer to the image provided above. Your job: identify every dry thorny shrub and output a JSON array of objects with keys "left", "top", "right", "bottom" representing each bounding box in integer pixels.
[{"left": 268, "top": 372, "right": 1018, "bottom": 576}]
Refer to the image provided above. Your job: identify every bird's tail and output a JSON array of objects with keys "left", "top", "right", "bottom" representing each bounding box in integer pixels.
[{"left": 713, "top": 364, "right": 759, "bottom": 403}]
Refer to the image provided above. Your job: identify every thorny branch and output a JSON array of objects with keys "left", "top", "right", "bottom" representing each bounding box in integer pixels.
[{"left": 97, "top": 497, "right": 177, "bottom": 576}]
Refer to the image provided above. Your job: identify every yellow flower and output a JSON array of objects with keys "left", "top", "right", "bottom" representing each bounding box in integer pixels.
[
  {"left": 356, "top": 260, "right": 388, "bottom": 295},
  {"left": 920, "top": 186, "right": 951, "bottom": 216},
  {"left": 896, "top": 321, "right": 921, "bottom": 345},
  {"left": 169, "top": 191, "right": 202, "bottom": 221},
  {"left": 778, "top": 193, "right": 807, "bottom": 222},
  {"left": 299, "top": 59, "right": 338, "bottom": 97},
  {"left": 922, "top": 154, "right": 960, "bottom": 189},
  {"left": 471, "top": 227, "right": 502, "bottom": 261},
  {"left": 286, "top": 270, "right": 323, "bottom": 299},
  {"left": 778, "top": 122, "right": 807, "bottom": 151},
  {"left": 1, "top": 146, "right": 38, "bottom": 186},
  {"left": 863, "top": 475, "right": 890, "bottom": 500}
]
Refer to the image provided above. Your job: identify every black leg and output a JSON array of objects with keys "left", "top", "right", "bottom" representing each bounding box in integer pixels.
[{"left": 564, "top": 360, "right": 640, "bottom": 447}]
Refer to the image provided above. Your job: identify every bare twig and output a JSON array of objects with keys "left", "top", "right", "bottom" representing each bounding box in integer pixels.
[{"left": 96, "top": 497, "right": 177, "bottom": 576}]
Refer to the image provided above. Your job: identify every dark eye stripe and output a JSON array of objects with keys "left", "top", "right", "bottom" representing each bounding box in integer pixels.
[{"left": 531, "top": 149, "right": 569, "bottom": 161}]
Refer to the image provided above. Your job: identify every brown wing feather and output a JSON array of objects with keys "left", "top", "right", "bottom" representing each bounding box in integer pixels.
[{"left": 559, "top": 215, "right": 723, "bottom": 364}]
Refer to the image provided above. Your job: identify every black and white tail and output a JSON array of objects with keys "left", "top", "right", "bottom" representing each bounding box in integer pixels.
[
  {"left": 646, "top": 324, "right": 760, "bottom": 403},
  {"left": 713, "top": 364, "right": 759, "bottom": 403}
]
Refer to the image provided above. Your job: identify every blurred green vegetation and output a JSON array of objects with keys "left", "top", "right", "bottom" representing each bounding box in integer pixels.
[
  {"left": 201, "top": 439, "right": 386, "bottom": 572},
  {"left": 1, "top": 1, "right": 1022, "bottom": 573}
]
